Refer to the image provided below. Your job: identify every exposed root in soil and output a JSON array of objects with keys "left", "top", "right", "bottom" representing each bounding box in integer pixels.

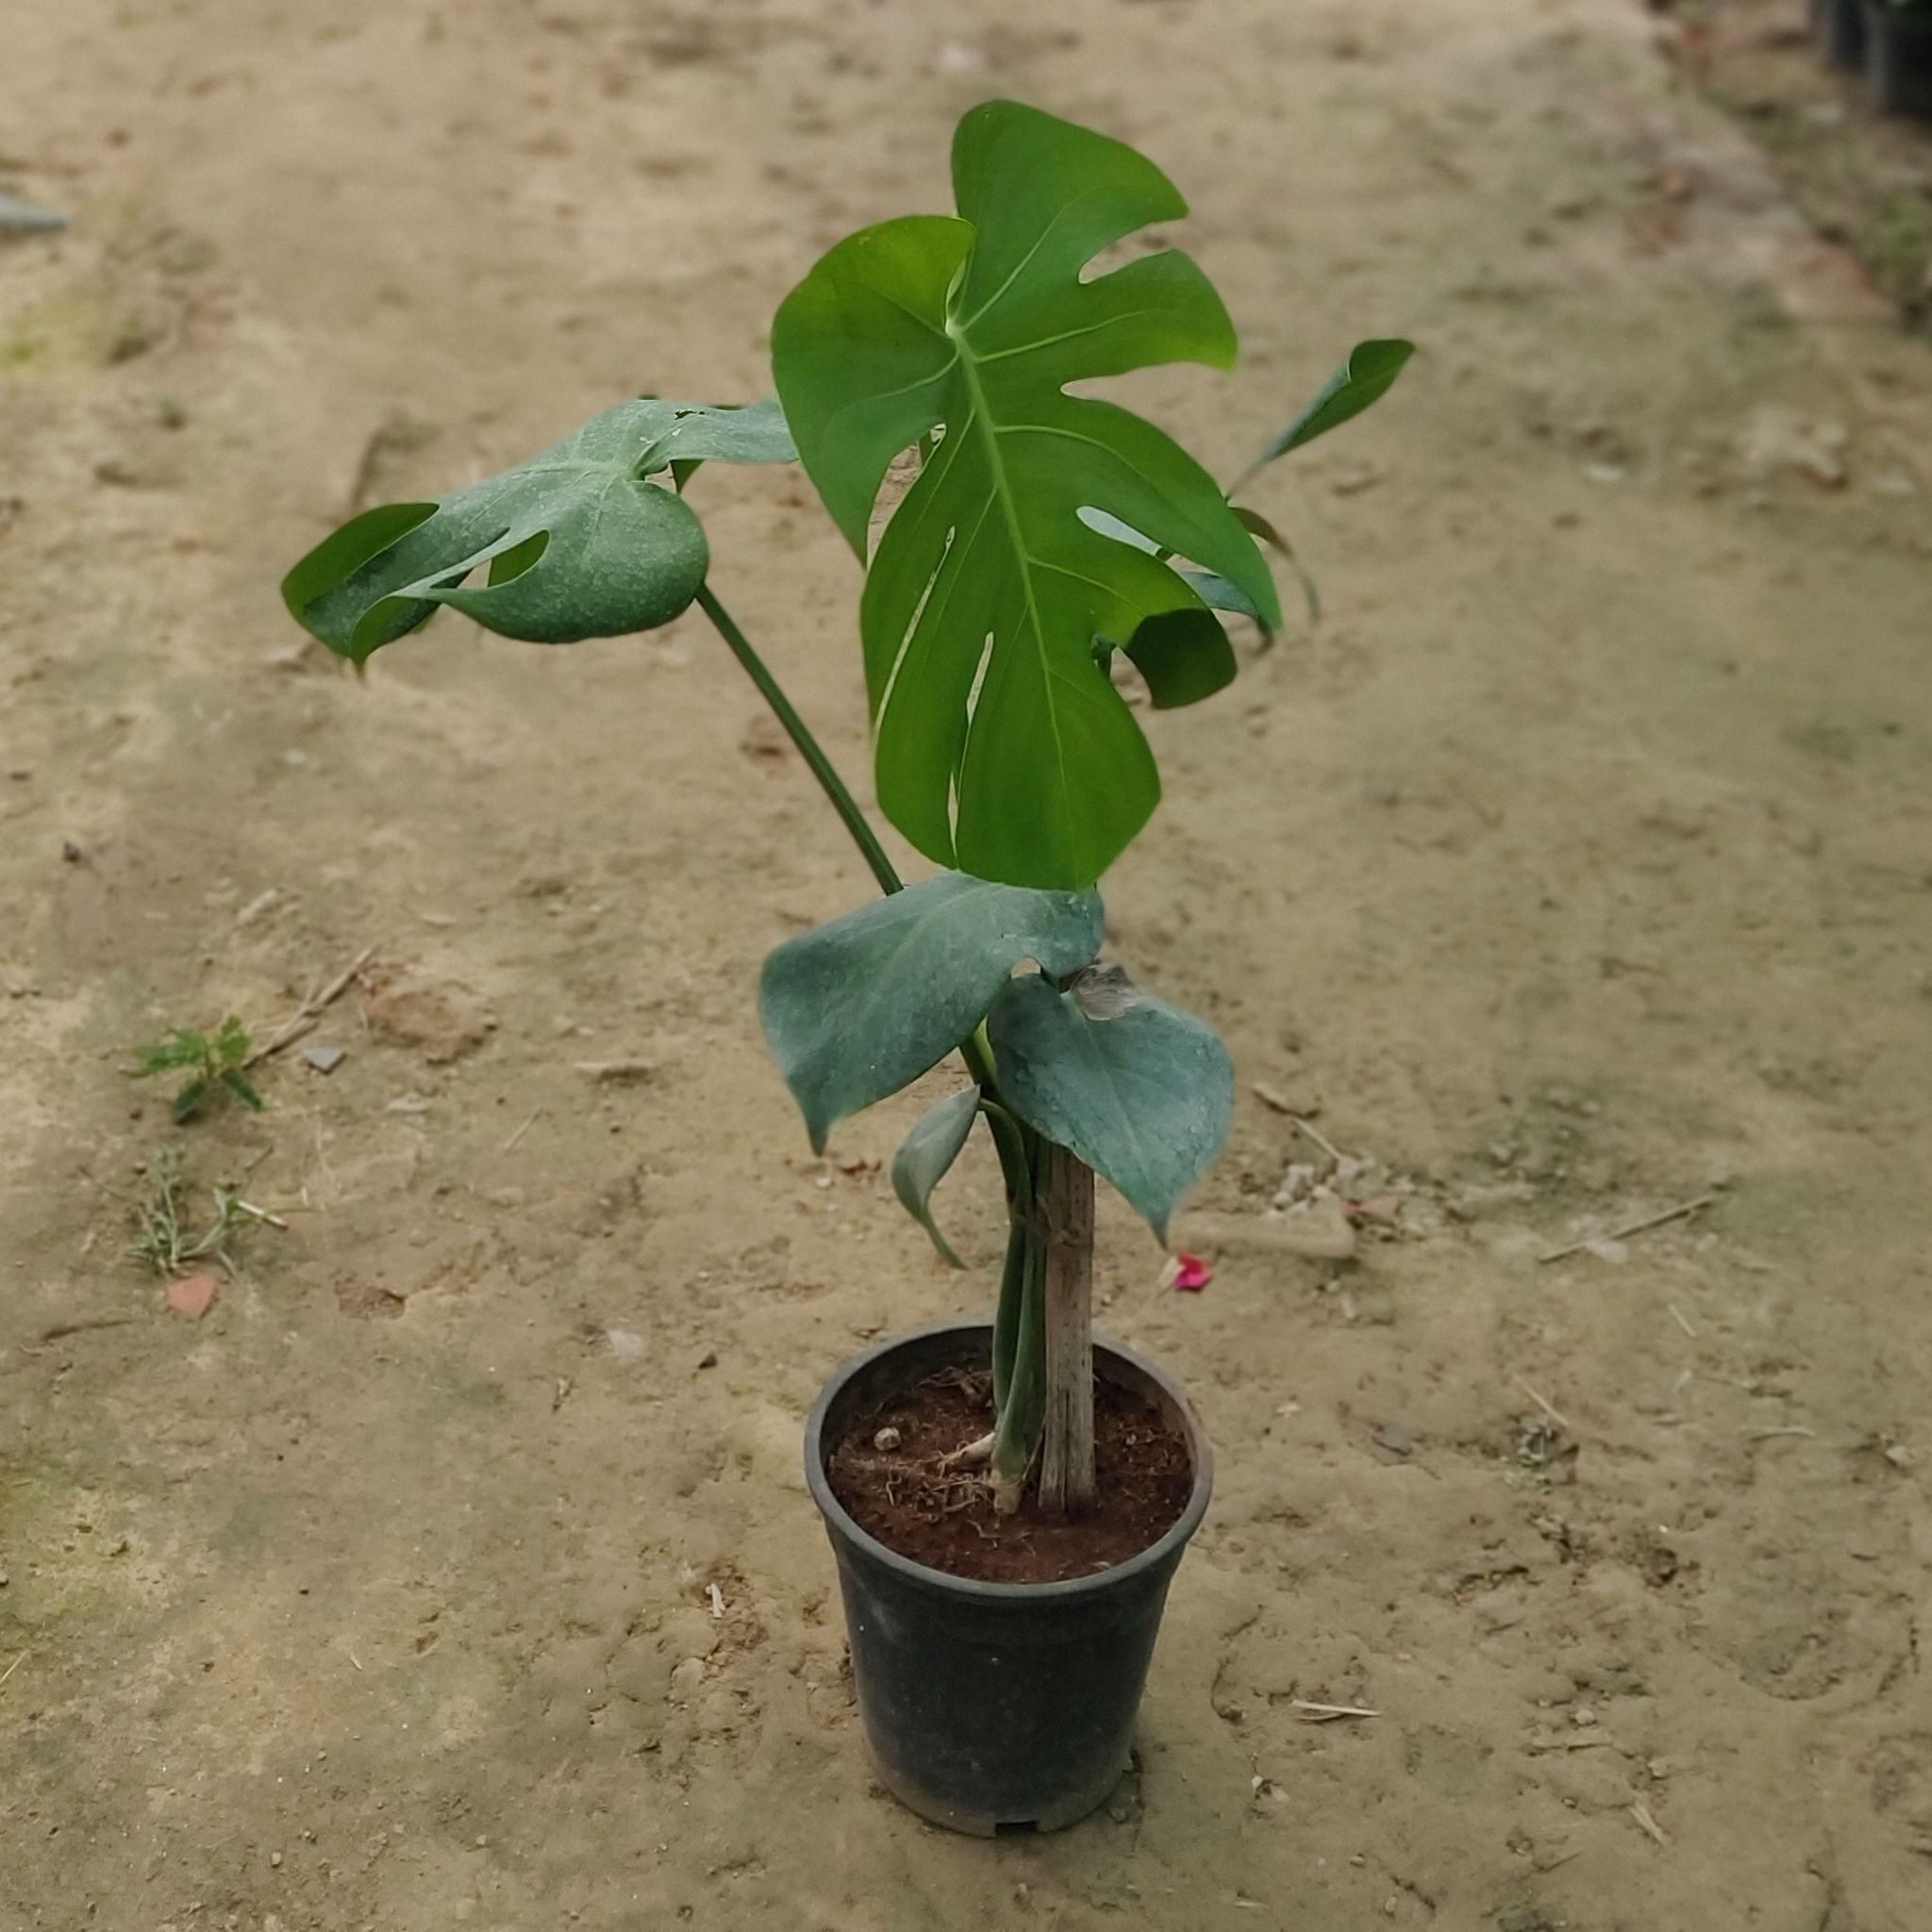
[{"left": 940, "top": 1430, "right": 993, "bottom": 1472}]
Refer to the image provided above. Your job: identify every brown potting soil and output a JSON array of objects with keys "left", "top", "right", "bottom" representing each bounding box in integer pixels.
[{"left": 825, "top": 1370, "right": 1193, "bottom": 1584}]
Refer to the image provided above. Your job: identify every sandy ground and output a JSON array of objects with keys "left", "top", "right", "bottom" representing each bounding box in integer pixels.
[{"left": 4, "top": 1, "right": 1931, "bottom": 1926}]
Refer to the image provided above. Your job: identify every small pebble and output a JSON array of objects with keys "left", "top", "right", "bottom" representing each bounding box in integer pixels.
[
  {"left": 167, "top": 1274, "right": 218, "bottom": 1321},
  {"left": 0, "top": 193, "right": 69, "bottom": 232},
  {"left": 874, "top": 1426, "right": 902, "bottom": 1452}
]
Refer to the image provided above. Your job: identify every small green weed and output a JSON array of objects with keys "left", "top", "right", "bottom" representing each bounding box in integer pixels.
[
  {"left": 126, "top": 1146, "right": 271, "bottom": 1278},
  {"left": 131, "top": 1016, "right": 263, "bottom": 1124}
]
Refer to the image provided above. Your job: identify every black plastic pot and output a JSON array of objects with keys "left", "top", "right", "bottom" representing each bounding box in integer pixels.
[
  {"left": 1866, "top": 3, "right": 1932, "bottom": 116},
  {"left": 804, "top": 1319, "right": 1212, "bottom": 1835},
  {"left": 1812, "top": 0, "right": 1869, "bottom": 70}
]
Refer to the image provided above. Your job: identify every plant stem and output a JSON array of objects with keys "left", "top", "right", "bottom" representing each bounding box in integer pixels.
[
  {"left": 990, "top": 1221, "right": 1026, "bottom": 1413},
  {"left": 694, "top": 583, "right": 903, "bottom": 898},
  {"left": 696, "top": 579, "right": 1014, "bottom": 1099},
  {"left": 695, "top": 579, "right": 1047, "bottom": 1465}
]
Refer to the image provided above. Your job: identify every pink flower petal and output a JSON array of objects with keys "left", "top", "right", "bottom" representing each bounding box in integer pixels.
[{"left": 1169, "top": 1252, "right": 1213, "bottom": 1293}]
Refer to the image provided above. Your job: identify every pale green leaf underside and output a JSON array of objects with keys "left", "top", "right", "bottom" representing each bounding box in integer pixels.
[
  {"left": 281, "top": 398, "right": 795, "bottom": 663},
  {"left": 758, "top": 871, "right": 1104, "bottom": 1152},
  {"left": 1077, "top": 505, "right": 1259, "bottom": 691},
  {"left": 986, "top": 966, "right": 1232, "bottom": 1242},
  {"left": 772, "top": 100, "right": 1281, "bottom": 891},
  {"left": 891, "top": 1086, "right": 982, "bottom": 1267}
]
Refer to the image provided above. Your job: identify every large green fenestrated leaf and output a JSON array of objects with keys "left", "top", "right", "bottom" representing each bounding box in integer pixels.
[
  {"left": 771, "top": 101, "right": 1281, "bottom": 891},
  {"left": 891, "top": 1086, "right": 982, "bottom": 1267},
  {"left": 758, "top": 871, "right": 1103, "bottom": 1152},
  {"left": 281, "top": 398, "right": 796, "bottom": 663},
  {"left": 985, "top": 965, "right": 1232, "bottom": 1242}
]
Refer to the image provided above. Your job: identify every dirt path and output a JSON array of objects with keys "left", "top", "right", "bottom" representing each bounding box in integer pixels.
[{"left": 4, "top": 2, "right": 1929, "bottom": 1926}]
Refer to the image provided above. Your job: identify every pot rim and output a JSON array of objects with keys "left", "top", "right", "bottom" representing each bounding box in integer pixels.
[{"left": 803, "top": 1316, "right": 1214, "bottom": 1605}]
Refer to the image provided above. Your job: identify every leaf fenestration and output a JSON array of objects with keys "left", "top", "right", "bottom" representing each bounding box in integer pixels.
[
  {"left": 281, "top": 398, "right": 796, "bottom": 663},
  {"left": 773, "top": 101, "right": 1281, "bottom": 890}
]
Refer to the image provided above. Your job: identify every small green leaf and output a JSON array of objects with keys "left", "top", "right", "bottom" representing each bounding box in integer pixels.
[
  {"left": 985, "top": 965, "right": 1232, "bottom": 1241},
  {"left": 773, "top": 101, "right": 1280, "bottom": 889},
  {"left": 212, "top": 1016, "right": 254, "bottom": 1066},
  {"left": 758, "top": 872, "right": 1104, "bottom": 1151},
  {"left": 132, "top": 1016, "right": 259, "bottom": 1122},
  {"left": 281, "top": 398, "right": 796, "bottom": 663},
  {"left": 220, "top": 1068, "right": 265, "bottom": 1111},
  {"left": 891, "top": 1087, "right": 982, "bottom": 1266},
  {"left": 134, "top": 1029, "right": 208, "bottom": 1076},
  {"left": 1245, "top": 339, "right": 1414, "bottom": 474}
]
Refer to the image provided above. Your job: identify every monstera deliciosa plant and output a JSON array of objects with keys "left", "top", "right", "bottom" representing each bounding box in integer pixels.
[{"left": 283, "top": 101, "right": 1407, "bottom": 1820}]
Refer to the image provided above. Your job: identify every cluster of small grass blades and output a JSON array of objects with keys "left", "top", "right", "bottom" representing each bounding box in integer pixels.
[
  {"left": 126, "top": 1145, "right": 272, "bottom": 1278},
  {"left": 130, "top": 1016, "right": 263, "bottom": 1124}
]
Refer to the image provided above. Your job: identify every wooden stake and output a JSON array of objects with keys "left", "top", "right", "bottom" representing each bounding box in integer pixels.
[{"left": 1038, "top": 1143, "right": 1096, "bottom": 1514}]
